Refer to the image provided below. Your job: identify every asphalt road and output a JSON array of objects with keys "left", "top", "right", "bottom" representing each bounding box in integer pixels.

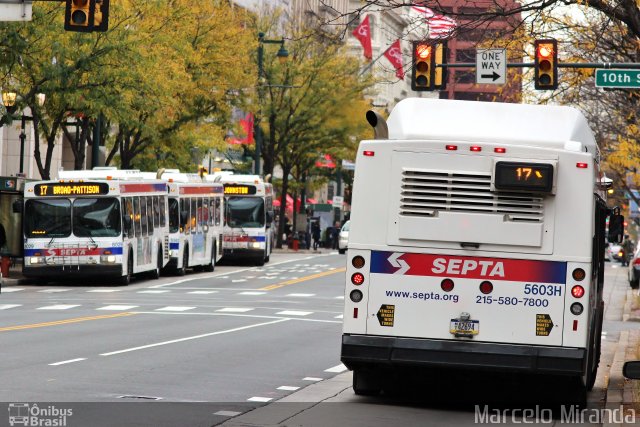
[{"left": 0, "top": 251, "right": 348, "bottom": 426}]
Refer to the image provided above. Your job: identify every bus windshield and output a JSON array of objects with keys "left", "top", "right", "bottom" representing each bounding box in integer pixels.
[
  {"left": 25, "top": 199, "right": 72, "bottom": 237},
  {"left": 226, "top": 197, "right": 265, "bottom": 228},
  {"left": 72, "top": 198, "right": 121, "bottom": 237},
  {"left": 168, "top": 198, "right": 180, "bottom": 233}
]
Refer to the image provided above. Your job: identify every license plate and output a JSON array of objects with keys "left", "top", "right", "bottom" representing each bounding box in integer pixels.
[{"left": 450, "top": 319, "right": 479, "bottom": 336}]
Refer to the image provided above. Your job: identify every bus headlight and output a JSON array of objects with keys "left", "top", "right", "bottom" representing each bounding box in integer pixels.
[
  {"left": 251, "top": 242, "right": 261, "bottom": 249},
  {"left": 100, "top": 255, "right": 117, "bottom": 263},
  {"left": 169, "top": 250, "right": 177, "bottom": 257},
  {"left": 30, "top": 257, "right": 43, "bottom": 264}
]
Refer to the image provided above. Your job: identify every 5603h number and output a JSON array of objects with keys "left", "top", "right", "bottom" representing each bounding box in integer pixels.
[{"left": 524, "top": 284, "right": 562, "bottom": 296}]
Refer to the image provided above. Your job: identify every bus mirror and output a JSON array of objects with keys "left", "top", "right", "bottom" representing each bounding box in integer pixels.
[
  {"left": 12, "top": 199, "right": 22, "bottom": 213},
  {"left": 623, "top": 361, "right": 640, "bottom": 379},
  {"left": 608, "top": 210, "right": 624, "bottom": 244}
]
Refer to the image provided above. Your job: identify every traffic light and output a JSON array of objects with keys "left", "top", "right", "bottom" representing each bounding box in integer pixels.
[
  {"left": 64, "top": 0, "right": 94, "bottom": 32},
  {"left": 64, "top": 0, "right": 110, "bottom": 32},
  {"left": 412, "top": 42, "right": 433, "bottom": 91},
  {"left": 198, "top": 166, "right": 208, "bottom": 178},
  {"left": 534, "top": 39, "right": 558, "bottom": 90}
]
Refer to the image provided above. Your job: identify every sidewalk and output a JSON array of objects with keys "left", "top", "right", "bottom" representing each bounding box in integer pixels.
[{"left": 0, "top": 258, "right": 28, "bottom": 287}]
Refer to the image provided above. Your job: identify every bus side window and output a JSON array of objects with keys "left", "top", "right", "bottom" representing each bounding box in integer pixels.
[
  {"left": 215, "top": 198, "right": 221, "bottom": 226},
  {"left": 133, "top": 197, "right": 141, "bottom": 237},
  {"left": 123, "top": 197, "right": 134, "bottom": 238},
  {"left": 180, "top": 199, "right": 189, "bottom": 233},
  {"left": 160, "top": 196, "right": 166, "bottom": 228},
  {"left": 154, "top": 196, "right": 160, "bottom": 230},
  {"left": 202, "top": 198, "right": 210, "bottom": 226},
  {"left": 147, "top": 197, "right": 154, "bottom": 232},
  {"left": 140, "top": 196, "right": 148, "bottom": 236},
  {"left": 208, "top": 197, "right": 214, "bottom": 226},
  {"left": 191, "top": 198, "right": 198, "bottom": 233}
]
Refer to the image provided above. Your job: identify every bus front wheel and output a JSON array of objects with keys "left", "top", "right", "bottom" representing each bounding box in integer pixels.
[
  {"left": 177, "top": 248, "right": 188, "bottom": 276},
  {"left": 119, "top": 253, "right": 133, "bottom": 286}
]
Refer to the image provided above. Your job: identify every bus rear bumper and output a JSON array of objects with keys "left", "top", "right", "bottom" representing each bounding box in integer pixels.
[
  {"left": 23, "top": 264, "right": 123, "bottom": 278},
  {"left": 341, "top": 334, "right": 585, "bottom": 375},
  {"left": 222, "top": 248, "right": 264, "bottom": 259}
]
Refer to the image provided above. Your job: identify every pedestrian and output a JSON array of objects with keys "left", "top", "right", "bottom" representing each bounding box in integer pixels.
[
  {"left": 311, "top": 221, "right": 320, "bottom": 250},
  {"left": 622, "top": 234, "right": 634, "bottom": 266},
  {"left": 331, "top": 221, "right": 340, "bottom": 250}
]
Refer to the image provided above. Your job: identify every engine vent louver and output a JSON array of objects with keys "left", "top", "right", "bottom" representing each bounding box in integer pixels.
[{"left": 400, "top": 170, "right": 544, "bottom": 223}]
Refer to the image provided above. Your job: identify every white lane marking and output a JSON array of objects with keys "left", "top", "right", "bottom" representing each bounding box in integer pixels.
[
  {"left": 137, "top": 290, "right": 170, "bottom": 294},
  {"left": 97, "top": 305, "right": 139, "bottom": 311},
  {"left": 276, "top": 310, "right": 312, "bottom": 316},
  {"left": 302, "top": 377, "right": 323, "bottom": 382},
  {"left": 214, "top": 411, "right": 241, "bottom": 417},
  {"left": 335, "top": 296, "right": 344, "bottom": 300},
  {"left": 49, "top": 358, "right": 87, "bottom": 366},
  {"left": 38, "top": 289, "right": 72, "bottom": 293},
  {"left": 238, "top": 291, "right": 266, "bottom": 296},
  {"left": 131, "top": 311, "right": 342, "bottom": 324},
  {"left": 0, "top": 304, "right": 21, "bottom": 310},
  {"left": 287, "top": 293, "right": 315, "bottom": 297},
  {"left": 100, "top": 319, "right": 289, "bottom": 356},
  {"left": 37, "top": 305, "right": 80, "bottom": 310},
  {"left": 324, "top": 364, "right": 347, "bottom": 373},
  {"left": 1, "top": 288, "right": 24, "bottom": 293},
  {"left": 87, "top": 289, "right": 122, "bottom": 293},
  {"left": 188, "top": 291, "right": 218, "bottom": 294},
  {"left": 216, "top": 308, "right": 254, "bottom": 313},
  {"left": 277, "top": 386, "right": 300, "bottom": 391},
  {"left": 334, "top": 314, "right": 343, "bottom": 319},
  {"left": 232, "top": 279, "right": 247, "bottom": 283},
  {"left": 156, "top": 306, "right": 196, "bottom": 312},
  {"left": 247, "top": 397, "right": 272, "bottom": 402}
]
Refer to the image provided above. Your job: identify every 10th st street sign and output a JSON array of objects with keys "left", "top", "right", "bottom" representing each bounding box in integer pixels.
[{"left": 595, "top": 69, "right": 640, "bottom": 88}]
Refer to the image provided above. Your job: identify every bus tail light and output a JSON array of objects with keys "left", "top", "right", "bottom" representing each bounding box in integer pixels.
[
  {"left": 573, "top": 320, "right": 578, "bottom": 330},
  {"left": 479, "top": 281, "right": 493, "bottom": 294},
  {"left": 363, "top": 150, "right": 375, "bottom": 157},
  {"left": 576, "top": 163, "right": 588, "bottom": 169},
  {"left": 350, "top": 289, "right": 363, "bottom": 303},
  {"left": 440, "top": 278, "right": 454, "bottom": 292},
  {"left": 571, "top": 285, "right": 585, "bottom": 298},
  {"left": 353, "top": 307, "right": 359, "bottom": 318},
  {"left": 494, "top": 147, "right": 506, "bottom": 153},
  {"left": 352, "top": 256, "right": 365, "bottom": 269},
  {"left": 445, "top": 145, "right": 457, "bottom": 151},
  {"left": 470, "top": 145, "right": 481, "bottom": 152},
  {"left": 570, "top": 302, "right": 583, "bottom": 315},
  {"left": 572, "top": 268, "right": 585, "bottom": 281},
  {"left": 633, "top": 258, "right": 640, "bottom": 266},
  {"left": 351, "top": 273, "right": 365, "bottom": 285}
]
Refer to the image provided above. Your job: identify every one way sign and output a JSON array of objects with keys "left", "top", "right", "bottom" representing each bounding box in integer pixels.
[{"left": 476, "top": 49, "right": 506, "bottom": 85}]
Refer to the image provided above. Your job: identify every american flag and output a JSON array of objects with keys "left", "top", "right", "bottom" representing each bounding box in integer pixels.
[{"left": 412, "top": 6, "right": 457, "bottom": 39}]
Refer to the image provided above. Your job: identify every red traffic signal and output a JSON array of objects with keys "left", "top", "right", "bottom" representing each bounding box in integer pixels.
[
  {"left": 412, "top": 42, "right": 433, "bottom": 91},
  {"left": 534, "top": 39, "right": 558, "bottom": 90}
]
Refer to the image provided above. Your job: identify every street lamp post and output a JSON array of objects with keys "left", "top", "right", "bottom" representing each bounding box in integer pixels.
[
  {"left": 255, "top": 32, "right": 288, "bottom": 176},
  {"left": 17, "top": 93, "right": 45, "bottom": 174}
]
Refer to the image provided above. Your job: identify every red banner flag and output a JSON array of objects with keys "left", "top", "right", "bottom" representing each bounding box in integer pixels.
[
  {"left": 383, "top": 39, "right": 404, "bottom": 80},
  {"left": 352, "top": 15, "right": 372, "bottom": 60}
]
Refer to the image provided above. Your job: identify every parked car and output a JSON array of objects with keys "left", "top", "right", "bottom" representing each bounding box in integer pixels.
[
  {"left": 628, "top": 247, "right": 640, "bottom": 289},
  {"left": 338, "top": 220, "right": 350, "bottom": 254}
]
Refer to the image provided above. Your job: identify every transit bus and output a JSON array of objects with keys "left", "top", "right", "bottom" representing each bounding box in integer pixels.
[
  {"left": 22, "top": 168, "right": 169, "bottom": 285},
  {"left": 151, "top": 169, "right": 224, "bottom": 275},
  {"left": 341, "top": 99, "right": 614, "bottom": 402},
  {"left": 211, "top": 174, "right": 274, "bottom": 266}
]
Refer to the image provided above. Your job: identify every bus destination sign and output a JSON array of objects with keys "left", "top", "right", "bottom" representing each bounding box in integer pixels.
[
  {"left": 494, "top": 161, "right": 553, "bottom": 193},
  {"left": 224, "top": 184, "right": 257, "bottom": 195},
  {"left": 34, "top": 182, "right": 110, "bottom": 197}
]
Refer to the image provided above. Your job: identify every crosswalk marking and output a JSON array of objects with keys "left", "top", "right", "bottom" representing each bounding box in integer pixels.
[
  {"left": 137, "top": 290, "right": 170, "bottom": 294},
  {"left": 87, "top": 289, "right": 122, "bottom": 293},
  {"left": 238, "top": 291, "right": 266, "bottom": 296},
  {"left": 247, "top": 397, "right": 272, "bottom": 402},
  {"left": 38, "top": 289, "right": 72, "bottom": 293},
  {"left": 324, "top": 364, "right": 347, "bottom": 373},
  {"left": 276, "top": 310, "right": 312, "bottom": 316},
  {"left": 1, "top": 288, "right": 24, "bottom": 293},
  {"left": 0, "top": 304, "right": 21, "bottom": 310},
  {"left": 214, "top": 411, "right": 241, "bottom": 417},
  {"left": 156, "top": 306, "right": 195, "bottom": 312},
  {"left": 97, "top": 305, "right": 139, "bottom": 311},
  {"left": 188, "top": 291, "right": 218, "bottom": 294},
  {"left": 37, "top": 305, "right": 81, "bottom": 310},
  {"left": 277, "top": 386, "right": 300, "bottom": 391},
  {"left": 302, "top": 377, "right": 322, "bottom": 382},
  {"left": 287, "top": 293, "right": 315, "bottom": 297},
  {"left": 216, "top": 307, "right": 253, "bottom": 313},
  {"left": 334, "top": 314, "right": 343, "bottom": 319}
]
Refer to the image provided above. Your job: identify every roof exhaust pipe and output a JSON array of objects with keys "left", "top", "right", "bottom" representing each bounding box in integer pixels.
[
  {"left": 156, "top": 168, "right": 166, "bottom": 179},
  {"left": 366, "top": 110, "right": 388, "bottom": 140}
]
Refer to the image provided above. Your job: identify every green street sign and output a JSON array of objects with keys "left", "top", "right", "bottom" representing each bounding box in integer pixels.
[{"left": 595, "top": 69, "right": 640, "bottom": 88}]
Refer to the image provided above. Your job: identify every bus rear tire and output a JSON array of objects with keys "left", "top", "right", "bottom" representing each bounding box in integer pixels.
[
  {"left": 352, "top": 369, "right": 382, "bottom": 396},
  {"left": 177, "top": 248, "right": 188, "bottom": 276},
  {"left": 255, "top": 254, "right": 265, "bottom": 266},
  {"left": 203, "top": 243, "right": 216, "bottom": 272},
  {"left": 148, "top": 248, "right": 162, "bottom": 280},
  {"left": 631, "top": 278, "right": 639, "bottom": 289}
]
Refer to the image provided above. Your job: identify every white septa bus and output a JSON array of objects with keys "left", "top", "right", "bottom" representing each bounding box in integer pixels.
[
  {"left": 210, "top": 174, "right": 275, "bottom": 266},
  {"left": 23, "top": 168, "right": 169, "bottom": 285},
  {"left": 341, "top": 99, "right": 610, "bottom": 402},
  {"left": 150, "top": 170, "right": 224, "bottom": 275}
]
